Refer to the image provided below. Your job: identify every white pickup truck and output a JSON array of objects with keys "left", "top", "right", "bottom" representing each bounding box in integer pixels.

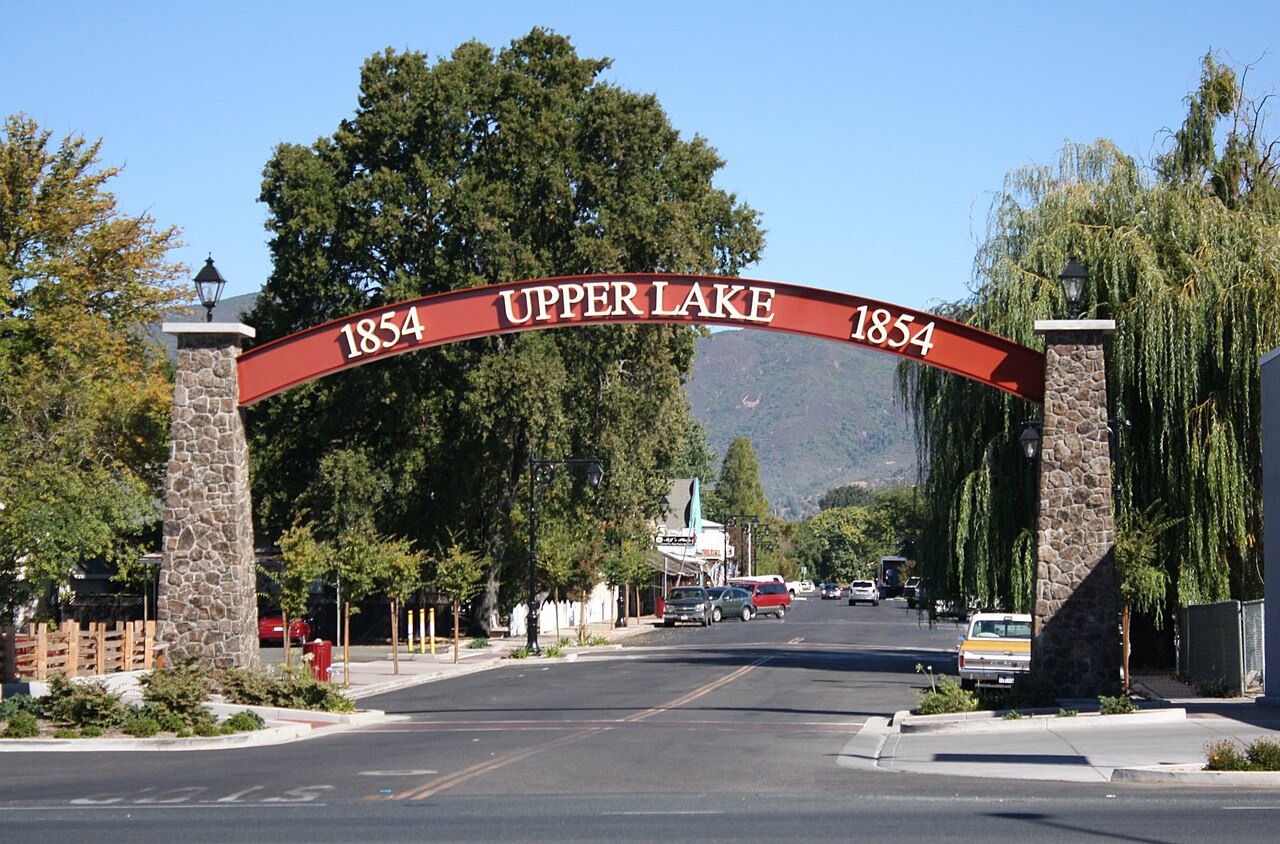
[{"left": 956, "top": 612, "right": 1032, "bottom": 690}]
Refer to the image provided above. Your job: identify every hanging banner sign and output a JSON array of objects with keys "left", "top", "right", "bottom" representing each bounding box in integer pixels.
[{"left": 237, "top": 274, "right": 1045, "bottom": 406}]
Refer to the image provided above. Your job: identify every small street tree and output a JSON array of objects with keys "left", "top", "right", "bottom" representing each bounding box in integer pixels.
[
  {"left": 270, "top": 520, "right": 330, "bottom": 668},
  {"left": 1115, "top": 502, "right": 1179, "bottom": 692},
  {"left": 430, "top": 538, "right": 485, "bottom": 664}
]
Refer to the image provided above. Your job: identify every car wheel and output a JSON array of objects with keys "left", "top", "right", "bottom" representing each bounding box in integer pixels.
[
  {"left": 712, "top": 607, "right": 723, "bottom": 623},
  {"left": 961, "top": 678, "right": 977, "bottom": 691},
  {"left": 848, "top": 599, "right": 855, "bottom": 606},
  {"left": 872, "top": 600, "right": 879, "bottom": 606},
  {"left": 701, "top": 615, "right": 711, "bottom": 627},
  {"left": 664, "top": 619, "right": 674, "bottom": 627},
  {"left": 775, "top": 605, "right": 786, "bottom": 619},
  {"left": 741, "top": 606, "right": 752, "bottom": 621}
]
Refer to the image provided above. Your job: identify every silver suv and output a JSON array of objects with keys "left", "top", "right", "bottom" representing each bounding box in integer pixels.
[
  {"left": 847, "top": 580, "right": 880, "bottom": 606},
  {"left": 662, "top": 586, "right": 713, "bottom": 627}
]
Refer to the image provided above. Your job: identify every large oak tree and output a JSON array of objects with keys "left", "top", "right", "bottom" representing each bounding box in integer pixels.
[{"left": 247, "top": 30, "right": 763, "bottom": 631}]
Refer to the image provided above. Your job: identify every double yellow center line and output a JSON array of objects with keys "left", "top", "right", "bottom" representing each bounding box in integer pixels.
[{"left": 380, "top": 655, "right": 772, "bottom": 801}]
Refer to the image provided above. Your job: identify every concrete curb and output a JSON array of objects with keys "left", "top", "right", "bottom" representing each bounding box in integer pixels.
[
  {"left": 897, "top": 706, "right": 1187, "bottom": 734},
  {"left": 1110, "top": 764, "right": 1280, "bottom": 785},
  {"left": 0, "top": 720, "right": 313, "bottom": 752}
]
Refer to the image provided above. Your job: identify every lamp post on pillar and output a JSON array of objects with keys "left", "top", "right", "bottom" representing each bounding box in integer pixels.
[
  {"left": 158, "top": 258, "right": 258, "bottom": 671},
  {"left": 1031, "top": 257, "right": 1122, "bottom": 698}
]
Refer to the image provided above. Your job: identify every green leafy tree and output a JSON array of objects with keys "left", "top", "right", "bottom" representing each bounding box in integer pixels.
[
  {"left": 899, "top": 54, "right": 1280, "bottom": 623},
  {"left": 0, "top": 115, "right": 186, "bottom": 621},
  {"left": 269, "top": 520, "right": 330, "bottom": 667},
  {"left": 247, "top": 29, "right": 764, "bottom": 636},
  {"left": 1115, "top": 502, "right": 1179, "bottom": 690},
  {"left": 430, "top": 538, "right": 485, "bottom": 664},
  {"left": 713, "top": 436, "right": 769, "bottom": 520},
  {"left": 818, "top": 485, "right": 875, "bottom": 510}
]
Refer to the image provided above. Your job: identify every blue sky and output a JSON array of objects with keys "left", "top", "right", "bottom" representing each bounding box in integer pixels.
[{"left": 4, "top": 1, "right": 1279, "bottom": 311}]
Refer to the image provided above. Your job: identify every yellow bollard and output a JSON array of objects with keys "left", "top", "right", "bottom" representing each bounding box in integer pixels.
[
  {"left": 429, "top": 607, "right": 436, "bottom": 655},
  {"left": 418, "top": 607, "right": 426, "bottom": 654},
  {"left": 407, "top": 608, "right": 415, "bottom": 653}
]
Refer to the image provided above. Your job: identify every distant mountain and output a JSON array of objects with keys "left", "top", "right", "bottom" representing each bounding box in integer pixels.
[{"left": 686, "top": 330, "right": 916, "bottom": 520}]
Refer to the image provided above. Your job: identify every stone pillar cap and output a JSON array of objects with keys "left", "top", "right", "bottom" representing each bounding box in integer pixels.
[
  {"left": 1034, "top": 319, "right": 1116, "bottom": 334},
  {"left": 162, "top": 322, "right": 256, "bottom": 338}
]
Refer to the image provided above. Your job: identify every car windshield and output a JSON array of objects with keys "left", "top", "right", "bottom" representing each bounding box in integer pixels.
[
  {"left": 668, "top": 588, "right": 703, "bottom": 600},
  {"left": 706, "top": 588, "right": 725, "bottom": 598},
  {"left": 852, "top": 581, "right": 873, "bottom": 588}
]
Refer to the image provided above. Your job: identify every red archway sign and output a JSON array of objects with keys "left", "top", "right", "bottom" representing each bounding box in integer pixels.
[{"left": 237, "top": 274, "right": 1045, "bottom": 406}]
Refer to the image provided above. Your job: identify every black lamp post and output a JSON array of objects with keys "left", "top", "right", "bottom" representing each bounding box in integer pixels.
[
  {"left": 193, "top": 256, "right": 227, "bottom": 322},
  {"left": 1059, "top": 256, "right": 1088, "bottom": 319},
  {"left": 527, "top": 455, "right": 604, "bottom": 655}
]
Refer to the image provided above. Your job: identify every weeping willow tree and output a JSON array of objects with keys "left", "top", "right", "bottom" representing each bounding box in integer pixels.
[{"left": 900, "top": 54, "right": 1280, "bottom": 615}]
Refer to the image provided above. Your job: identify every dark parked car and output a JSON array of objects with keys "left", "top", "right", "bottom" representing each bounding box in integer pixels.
[
  {"left": 903, "top": 576, "right": 922, "bottom": 608},
  {"left": 706, "top": 586, "right": 756, "bottom": 622},
  {"left": 662, "top": 586, "right": 713, "bottom": 627},
  {"left": 819, "top": 582, "right": 843, "bottom": 599}
]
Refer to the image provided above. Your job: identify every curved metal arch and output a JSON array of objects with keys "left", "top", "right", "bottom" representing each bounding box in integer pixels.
[{"left": 236, "top": 274, "right": 1044, "bottom": 406}]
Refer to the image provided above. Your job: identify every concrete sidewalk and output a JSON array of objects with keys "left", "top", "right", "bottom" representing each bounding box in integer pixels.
[
  {"left": 842, "top": 674, "right": 1280, "bottom": 784},
  {"left": 309, "top": 616, "right": 660, "bottom": 700}
]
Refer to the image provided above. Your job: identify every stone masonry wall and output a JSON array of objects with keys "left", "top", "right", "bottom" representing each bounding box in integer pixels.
[
  {"left": 1033, "top": 324, "right": 1122, "bottom": 698},
  {"left": 157, "top": 331, "right": 259, "bottom": 671}
]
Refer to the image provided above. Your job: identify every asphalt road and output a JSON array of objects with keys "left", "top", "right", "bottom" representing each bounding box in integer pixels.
[{"left": 4, "top": 598, "right": 1280, "bottom": 842}]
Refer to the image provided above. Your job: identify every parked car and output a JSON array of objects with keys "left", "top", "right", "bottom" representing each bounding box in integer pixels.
[
  {"left": 819, "top": 582, "right": 843, "bottom": 599},
  {"left": 662, "top": 586, "right": 713, "bottom": 627},
  {"left": 706, "top": 586, "right": 756, "bottom": 622},
  {"left": 847, "top": 580, "right": 880, "bottom": 606},
  {"left": 258, "top": 616, "right": 312, "bottom": 644},
  {"left": 903, "top": 576, "right": 922, "bottom": 608},
  {"left": 798, "top": 580, "right": 816, "bottom": 594},
  {"left": 957, "top": 612, "right": 1032, "bottom": 690},
  {"left": 737, "top": 579, "right": 792, "bottom": 619}
]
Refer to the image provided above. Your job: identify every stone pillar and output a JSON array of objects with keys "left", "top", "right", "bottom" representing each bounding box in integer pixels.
[
  {"left": 1032, "top": 319, "right": 1121, "bottom": 698},
  {"left": 158, "top": 322, "right": 258, "bottom": 671}
]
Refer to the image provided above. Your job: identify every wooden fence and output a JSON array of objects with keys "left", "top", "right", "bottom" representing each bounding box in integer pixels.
[{"left": 1, "top": 620, "right": 156, "bottom": 683}]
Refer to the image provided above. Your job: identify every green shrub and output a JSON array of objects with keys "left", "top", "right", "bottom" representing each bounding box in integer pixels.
[
  {"left": 218, "top": 665, "right": 353, "bottom": 713},
  {"left": 192, "top": 721, "right": 222, "bottom": 738},
  {"left": 1056, "top": 708, "right": 1078, "bottom": 718},
  {"left": 577, "top": 635, "right": 609, "bottom": 647},
  {"left": 0, "top": 694, "right": 41, "bottom": 720},
  {"left": 1195, "top": 678, "right": 1233, "bottom": 698},
  {"left": 1098, "top": 695, "right": 1138, "bottom": 715},
  {"left": 79, "top": 725, "right": 103, "bottom": 738},
  {"left": 2, "top": 710, "right": 39, "bottom": 738},
  {"left": 557, "top": 637, "right": 572, "bottom": 648},
  {"left": 139, "top": 661, "right": 213, "bottom": 727},
  {"left": 1246, "top": 737, "right": 1280, "bottom": 770},
  {"left": 914, "top": 665, "right": 978, "bottom": 715},
  {"left": 467, "top": 637, "right": 490, "bottom": 649},
  {"left": 1002, "top": 709, "right": 1023, "bottom": 720},
  {"left": 124, "top": 717, "right": 161, "bottom": 738},
  {"left": 223, "top": 710, "right": 266, "bottom": 732},
  {"left": 53, "top": 728, "right": 79, "bottom": 739},
  {"left": 506, "top": 647, "right": 531, "bottom": 659},
  {"left": 1205, "top": 739, "right": 1250, "bottom": 771},
  {"left": 543, "top": 644, "right": 565, "bottom": 658},
  {"left": 43, "top": 676, "right": 128, "bottom": 728}
]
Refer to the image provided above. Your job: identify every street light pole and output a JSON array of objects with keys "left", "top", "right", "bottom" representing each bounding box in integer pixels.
[{"left": 527, "top": 455, "right": 604, "bottom": 655}]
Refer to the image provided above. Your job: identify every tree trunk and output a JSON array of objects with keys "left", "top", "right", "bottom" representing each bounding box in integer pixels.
[
  {"left": 554, "top": 587, "right": 561, "bottom": 640},
  {"left": 343, "top": 602, "right": 351, "bottom": 686},
  {"left": 1121, "top": 601, "right": 1132, "bottom": 695},
  {"left": 282, "top": 608, "right": 291, "bottom": 667},
  {"left": 578, "top": 587, "right": 587, "bottom": 644},
  {"left": 391, "top": 599, "right": 400, "bottom": 675}
]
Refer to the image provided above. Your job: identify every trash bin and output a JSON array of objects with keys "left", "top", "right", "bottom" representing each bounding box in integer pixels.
[
  {"left": 301, "top": 639, "right": 332, "bottom": 682},
  {"left": 656, "top": 596, "right": 665, "bottom": 619}
]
